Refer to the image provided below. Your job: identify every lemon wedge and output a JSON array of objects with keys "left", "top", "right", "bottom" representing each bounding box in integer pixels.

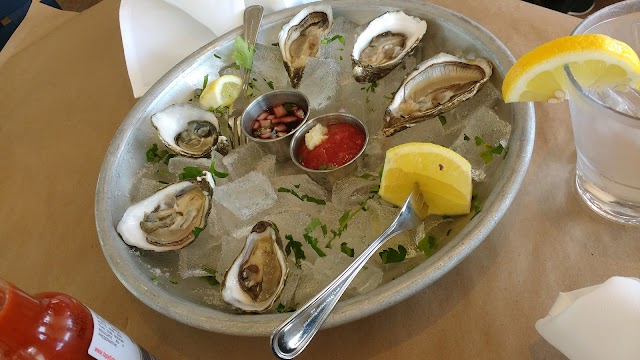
[
  {"left": 502, "top": 34, "right": 640, "bottom": 103},
  {"left": 379, "top": 142, "right": 472, "bottom": 215},
  {"left": 200, "top": 74, "right": 243, "bottom": 109}
]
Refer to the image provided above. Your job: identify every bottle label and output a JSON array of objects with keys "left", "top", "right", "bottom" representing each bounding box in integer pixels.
[{"left": 88, "top": 310, "right": 157, "bottom": 360}]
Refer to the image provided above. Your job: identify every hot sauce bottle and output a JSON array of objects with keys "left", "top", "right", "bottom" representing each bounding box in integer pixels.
[{"left": 0, "top": 279, "right": 156, "bottom": 360}]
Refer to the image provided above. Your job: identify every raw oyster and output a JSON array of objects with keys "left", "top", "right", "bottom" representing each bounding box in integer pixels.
[
  {"left": 151, "top": 103, "right": 220, "bottom": 158},
  {"left": 117, "top": 179, "right": 212, "bottom": 252},
  {"left": 382, "top": 53, "right": 493, "bottom": 136},
  {"left": 222, "top": 221, "right": 288, "bottom": 313},
  {"left": 279, "top": 4, "right": 333, "bottom": 88},
  {"left": 352, "top": 11, "right": 427, "bottom": 83}
]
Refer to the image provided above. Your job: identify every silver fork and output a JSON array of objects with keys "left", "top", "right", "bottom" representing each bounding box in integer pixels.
[
  {"left": 270, "top": 184, "right": 429, "bottom": 359},
  {"left": 226, "top": 5, "right": 263, "bottom": 149}
]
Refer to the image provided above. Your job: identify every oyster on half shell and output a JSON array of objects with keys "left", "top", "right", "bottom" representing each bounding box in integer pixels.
[
  {"left": 151, "top": 103, "right": 220, "bottom": 158},
  {"left": 116, "top": 179, "right": 212, "bottom": 252},
  {"left": 352, "top": 11, "right": 427, "bottom": 83},
  {"left": 382, "top": 53, "right": 493, "bottom": 136},
  {"left": 278, "top": 4, "right": 333, "bottom": 88},
  {"left": 222, "top": 221, "right": 288, "bottom": 313}
]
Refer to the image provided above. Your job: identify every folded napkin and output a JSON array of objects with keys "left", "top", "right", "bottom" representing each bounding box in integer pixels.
[
  {"left": 120, "top": 0, "right": 317, "bottom": 98},
  {"left": 536, "top": 277, "right": 640, "bottom": 360}
]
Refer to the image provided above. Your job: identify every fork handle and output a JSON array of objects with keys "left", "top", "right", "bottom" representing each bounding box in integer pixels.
[{"left": 270, "top": 222, "right": 403, "bottom": 359}]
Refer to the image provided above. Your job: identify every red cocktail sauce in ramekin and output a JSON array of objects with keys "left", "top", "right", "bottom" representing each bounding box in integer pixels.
[{"left": 298, "top": 122, "right": 366, "bottom": 170}]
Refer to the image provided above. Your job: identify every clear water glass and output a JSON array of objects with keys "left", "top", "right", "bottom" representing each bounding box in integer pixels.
[{"left": 566, "top": 1, "right": 640, "bottom": 224}]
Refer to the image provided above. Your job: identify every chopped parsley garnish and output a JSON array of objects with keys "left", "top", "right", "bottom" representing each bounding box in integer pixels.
[
  {"left": 303, "top": 233, "right": 326, "bottom": 257},
  {"left": 474, "top": 136, "right": 505, "bottom": 164},
  {"left": 446, "top": 228, "right": 453, "bottom": 236},
  {"left": 157, "top": 180, "right": 169, "bottom": 185},
  {"left": 438, "top": 115, "right": 447, "bottom": 126},
  {"left": 321, "top": 34, "right": 345, "bottom": 45},
  {"left": 276, "top": 303, "right": 296, "bottom": 313},
  {"left": 232, "top": 35, "right": 254, "bottom": 70},
  {"left": 169, "top": 279, "right": 178, "bottom": 285},
  {"left": 146, "top": 143, "right": 175, "bottom": 165},
  {"left": 418, "top": 233, "right": 438, "bottom": 257},
  {"left": 191, "top": 226, "right": 204, "bottom": 238},
  {"left": 178, "top": 166, "right": 202, "bottom": 180},
  {"left": 463, "top": 134, "right": 470, "bottom": 141},
  {"left": 266, "top": 80, "right": 275, "bottom": 90},
  {"left": 209, "top": 156, "right": 229, "bottom": 179},
  {"left": 271, "top": 42, "right": 280, "bottom": 47},
  {"left": 305, "top": 218, "right": 327, "bottom": 237},
  {"left": 472, "top": 201, "right": 482, "bottom": 219},
  {"left": 379, "top": 245, "right": 407, "bottom": 264},
  {"left": 202, "top": 74, "right": 209, "bottom": 89},
  {"left": 353, "top": 172, "right": 376, "bottom": 180},
  {"left": 151, "top": 275, "right": 158, "bottom": 284},
  {"left": 326, "top": 195, "right": 375, "bottom": 248},
  {"left": 208, "top": 106, "right": 228, "bottom": 118},
  {"left": 318, "top": 164, "right": 337, "bottom": 171},
  {"left": 213, "top": 54, "right": 221, "bottom": 59},
  {"left": 339, "top": 55, "right": 343, "bottom": 61},
  {"left": 201, "top": 267, "right": 220, "bottom": 285},
  {"left": 277, "top": 187, "right": 326, "bottom": 205},
  {"left": 361, "top": 81, "right": 378, "bottom": 93},
  {"left": 369, "top": 185, "right": 380, "bottom": 194},
  {"left": 340, "top": 242, "right": 354, "bottom": 257},
  {"left": 284, "top": 234, "right": 305, "bottom": 266}
]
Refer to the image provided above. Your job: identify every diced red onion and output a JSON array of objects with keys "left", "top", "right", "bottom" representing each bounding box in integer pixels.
[
  {"left": 257, "top": 111, "right": 269, "bottom": 120},
  {"left": 273, "top": 105, "right": 287, "bottom": 118}
]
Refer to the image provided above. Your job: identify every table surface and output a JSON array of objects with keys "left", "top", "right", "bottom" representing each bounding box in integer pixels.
[{"left": 2, "top": 0, "right": 638, "bottom": 359}]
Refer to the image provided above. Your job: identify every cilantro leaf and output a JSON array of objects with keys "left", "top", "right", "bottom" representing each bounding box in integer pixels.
[
  {"left": 474, "top": 136, "right": 484, "bottom": 146},
  {"left": 179, "top": 166, "right": 202, "bottom": 180},
  {"left": 151, "top": 275, "right": 158, "bottom": 284},
  {"left": 284, "top": 234, "right": 305, "bottom": 266},
  {"left": 209, "top": 156, "right": 229, "bottom": 178},
  {"left": 418, "top": 233, "right": 438, "bottom": 257},
  {"left": 471, "top": 200, "right": 482, "bottom": 219},
  {"left": 379, "top": 245, "right": 407, "bottom": 264},
  {"left": 266, "top": 80, "right": 274, "bottom": 90},
  {"left": 340, "top": 242, "right": 354, "bottom": 257},
  {"left": 191, "top": 226, "right": 204, "bottom": 238},
  {"left": 169, "top": 279, "right": 178, "bottom": 285},
  {"left": 232, "top": 35, "right": 254, "bottom": 70},
  {"left": 438, "top": 115, "right": 447, "bottom": 126},
  {"left": 463, "top": 134, "right": 470, "bottom": 141}
]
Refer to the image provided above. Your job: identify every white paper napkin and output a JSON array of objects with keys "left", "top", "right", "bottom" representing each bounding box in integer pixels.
[
  {"left": 119, "top": 0, "right": 317, "bottom": 98},
  {"left": 536, "top": 276, "right": 640, "bottom": 360}
]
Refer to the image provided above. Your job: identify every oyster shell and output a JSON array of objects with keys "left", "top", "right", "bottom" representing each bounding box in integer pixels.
[
  {"left": 151, "top": 103, "right": 220, "bottom": 158},
  {"left": 352, "top": 11, "right": 427, "bottom": 83},
  {"left": 382, "top": 53, "right": 493, "bottom": 136},
  {"left": 278, "top": 4, "right": 333, "bottom": 88},
  {"left": 222, "top": 221, "right": 288, "bottom": 313},
  {"left": 116, "top": 179, "right": 212, "bottom": 252}
]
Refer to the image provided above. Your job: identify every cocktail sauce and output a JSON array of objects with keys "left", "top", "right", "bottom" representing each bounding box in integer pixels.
[{"left": 298, "top": 122, "right": 365, "bottom": 170}]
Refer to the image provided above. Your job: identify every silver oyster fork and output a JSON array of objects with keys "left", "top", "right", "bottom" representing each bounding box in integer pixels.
[{"left": 270, "top": 184, "right": 429, "bottom": 359}]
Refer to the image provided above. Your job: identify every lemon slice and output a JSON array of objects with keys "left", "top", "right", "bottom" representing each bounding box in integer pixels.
[
  {"left": 379, "top": 142, "right": 472, "bottom": 215},
  {"left": 200, "top": 74, "right": 243, "bottom": 109},
  {"left": 502, "top": 34, "right": 640, "bottom": 103}
]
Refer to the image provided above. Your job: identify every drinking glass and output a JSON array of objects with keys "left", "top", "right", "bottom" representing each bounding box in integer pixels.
[{"left": 566, "top": 1, "right": 640, "bottom": 224}]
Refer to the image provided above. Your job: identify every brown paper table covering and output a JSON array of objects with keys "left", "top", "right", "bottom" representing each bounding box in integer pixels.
[{"left": 1, "top": 0, "right": 638, "bottom": 358}]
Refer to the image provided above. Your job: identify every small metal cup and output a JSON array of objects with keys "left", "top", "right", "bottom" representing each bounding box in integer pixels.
[
  {"left": 241, "top": 90, "right": 310, "bottom": 160},
  {"left": 289, "top": 113, "right": 369, "bottom": 190}
]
